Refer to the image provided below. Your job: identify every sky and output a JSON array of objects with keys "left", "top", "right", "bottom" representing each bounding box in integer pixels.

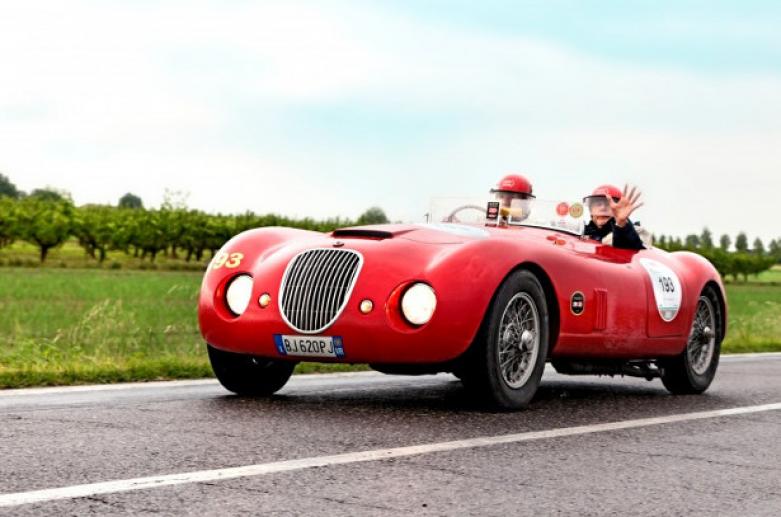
[{"left": 1, "top": 0, "right": 780, "bottom": 241}]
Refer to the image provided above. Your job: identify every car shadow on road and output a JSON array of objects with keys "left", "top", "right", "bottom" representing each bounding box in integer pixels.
[{"left": 205, "top": 375, "right": 732, "bottom": 423}]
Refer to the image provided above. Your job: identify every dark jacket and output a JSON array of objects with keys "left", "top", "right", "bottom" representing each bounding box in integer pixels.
[{"left": 584, "top": 218, "right": 645, "bottom": 250}]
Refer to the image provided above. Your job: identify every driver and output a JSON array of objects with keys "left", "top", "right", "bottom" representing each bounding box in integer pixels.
[
  {"left": 583, "top": 184, "right": 645, "bottom": 250},
  {"left": 490, "top": 174, "right": 534, "bottom": 224}
]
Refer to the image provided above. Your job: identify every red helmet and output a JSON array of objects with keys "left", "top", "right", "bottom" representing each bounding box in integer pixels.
[
  {"left": 491, "top": 174, "right": 534, "bottom": 198},
  {"left": 584, "top": 184, "right": 622, "bottom": 203}
]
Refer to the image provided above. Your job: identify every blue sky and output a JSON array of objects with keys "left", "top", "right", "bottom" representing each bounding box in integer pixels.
[
  {"left": 1, "top": 1, "right": 780, "bottom": 241},
  {"left": 390, "top": 1, "right": 781, "bottom": 72}
]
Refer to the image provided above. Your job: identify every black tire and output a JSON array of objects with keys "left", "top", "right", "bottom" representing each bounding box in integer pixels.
[
  {"left": 660, "top": 287, "right": 722, "bottom": 395},
  {"left": 207, "top": 345, "right": 296, "bottom": 396},
  {"left": 460, "top": 270, "right": 550, "bottom": 410}
]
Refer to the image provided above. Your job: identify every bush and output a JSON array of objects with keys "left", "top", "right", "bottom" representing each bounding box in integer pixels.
[{"left": 0, "top": 195, "right": 384, "bottom": 269}]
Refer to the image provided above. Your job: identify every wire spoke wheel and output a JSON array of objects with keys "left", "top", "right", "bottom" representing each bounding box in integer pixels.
[
  {"left": 458, "top": 269, "right": 549, "bottom": 409},
  {"left": 687, "top": 296, "right": 716, "bottom": 376},
  {"left": 661, "top": 286, "right": 722, "bottom": 396},
  {"left": 497, "top": 292, "right": 540, "bottom": 389}
]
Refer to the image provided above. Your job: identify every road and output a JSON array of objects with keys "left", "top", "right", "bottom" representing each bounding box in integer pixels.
[{"left": 1, "top": 354, "right": 780, "bottom": 516}]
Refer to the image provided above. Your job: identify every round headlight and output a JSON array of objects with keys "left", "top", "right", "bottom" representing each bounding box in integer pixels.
[
  {"left": 401, "top": 283, "right": 437, "bottom": 326},
  {"left": 225, "top": 274, "right": 254, "bottom": 316}
]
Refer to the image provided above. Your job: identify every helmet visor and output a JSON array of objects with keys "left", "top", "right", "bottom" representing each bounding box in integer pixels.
[
  {"left": 584, "top": 195, "right": 613, "bottom": 217},
  {"left": 495, "top": 193, "right": 532, "bottom": 223}
]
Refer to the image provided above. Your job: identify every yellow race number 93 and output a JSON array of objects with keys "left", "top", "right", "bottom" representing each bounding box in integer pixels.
[{"left": 211, "top": 251, "right": 244, "bottom": 270}]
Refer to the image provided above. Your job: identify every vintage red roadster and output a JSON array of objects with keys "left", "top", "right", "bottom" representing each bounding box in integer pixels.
[{"left": 198, "top": 197, "right": 726, "bottom": 409}]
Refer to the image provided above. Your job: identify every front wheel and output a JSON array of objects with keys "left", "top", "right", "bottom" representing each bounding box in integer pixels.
[
  {"left": 207, "top": 345, "right": 296, "bottom": 396},
  {"left": 660, "top": 288, "right": 722, "bottom": 394},
  {"left": 460, "top": 270, "right": 550, "bottom": 410}
]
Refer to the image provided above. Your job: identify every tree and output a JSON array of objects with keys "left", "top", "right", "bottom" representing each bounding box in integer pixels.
[
  {"left": 684, "top": 234, "right": 701, "bottom": 249},
  {"left": 699, "top": 248, "right": 733, "bottom": 280},
  {"left": 0, "top": 197, "right": 18, "bottom": 248},
  {"left": 73, "top": 205, "right": 119, "bottom": 262},
  {"left": 735, "top": 232, "right": 749, "bottom": 253},
  {"left": 134, "top": 209, "right": 169, "bottom": 262},
  {"left": 356, "top": 207, "right": 389, "bottom": 225},
  {"left": 753, "top": 254, "right": 776, "bottom": 278},
  {"left": 0, "top": 173, "right": 21, "bottom": 199},
  {"left": 109, "top": 208, "right": 143, "bottom": 257},
  {"left": 700, "top": 227, "right": 714, "bottom": 249},
  {"left": 769, "top": 239, "right": 781, "bottom": 262},
  {"left": 118, "top": 193, "right": 143, "bottom": 209},
  {"left": 179, "top": 210, "right": 210, "bottom": 261},
  {"left": 753, "top": 237, "right": 765, "bottom": 256},
  {"left": 29, "top": 187, "right": 71, "bottom": 202},
  {"left": 732, "top": 253, "right": 753, "bottom": 282},
  {"left": 719, "top": 234, "right": 731, "bottom": 252},
  {"left": 16, "top": 197, "right": 75, "bottom": 262}
]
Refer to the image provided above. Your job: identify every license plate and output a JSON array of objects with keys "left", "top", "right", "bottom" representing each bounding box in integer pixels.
[{"left": 274, "top": 335, "right": 345, "bottom": 359}]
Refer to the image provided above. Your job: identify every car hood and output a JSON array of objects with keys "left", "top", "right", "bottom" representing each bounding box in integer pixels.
[{"left": 332, "top": 223, "right": 491, "bottom": 244}]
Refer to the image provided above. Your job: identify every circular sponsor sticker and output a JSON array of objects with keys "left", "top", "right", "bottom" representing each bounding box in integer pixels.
[
  {"left": 569, "top": 203, "right": 584, "bottom": 218},
  {"left": 556, "top": 202, "right": 570, "bottom": 217},
  {"left": 639, "top": 258, "right": 683, "bottom": 322}
]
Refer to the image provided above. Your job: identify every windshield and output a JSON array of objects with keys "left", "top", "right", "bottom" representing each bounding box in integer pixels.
[{"left": 428, "top": 197, "right": 586, "bottom": 235}]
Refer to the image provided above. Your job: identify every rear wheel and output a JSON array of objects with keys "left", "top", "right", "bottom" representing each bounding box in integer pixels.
[
  {"left": 460, "top": 270, "right": 550, "bottom": 409},
  {"left": 660, "top": 287, "right": 722, "bottom": 394},
  {"left": 207, "top": 345, "right": 296, "bottom": 396}
]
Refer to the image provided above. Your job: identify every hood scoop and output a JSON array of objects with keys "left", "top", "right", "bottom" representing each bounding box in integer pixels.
[
  {"left": 331, "top": 225, "right": 417, "bottom": 240},
  {"left": 331, "top": 228, "right": 394, "bottom": 240}
]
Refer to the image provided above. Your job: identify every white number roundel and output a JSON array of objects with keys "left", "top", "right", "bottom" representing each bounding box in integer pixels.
[{"left": 640, "top": 258, "right": 683, "bottom": 322}]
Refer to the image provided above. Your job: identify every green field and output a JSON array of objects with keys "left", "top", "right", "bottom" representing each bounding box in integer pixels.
[
  {"left": 0, "top": 239, "right": 208, "bottom": 271},
  {"left": 0, "top": 269, "right": 361, "bottom": 388},
  {"left": 0, "top": 268, "right": 779, "bottom": 388}
]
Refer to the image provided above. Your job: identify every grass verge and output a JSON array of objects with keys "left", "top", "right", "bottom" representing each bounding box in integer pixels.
[{"left": 0, "top": 268, "right": 778, "bottom": 388}]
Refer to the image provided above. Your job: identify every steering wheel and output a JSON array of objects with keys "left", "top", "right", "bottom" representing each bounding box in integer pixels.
[{"left": 444, "top": 205, "right": 485, "bottom": 223}]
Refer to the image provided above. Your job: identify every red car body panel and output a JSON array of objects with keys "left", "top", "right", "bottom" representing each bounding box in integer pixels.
[{"left": 198, "top": 223, "right": 727, "bottom": 364}]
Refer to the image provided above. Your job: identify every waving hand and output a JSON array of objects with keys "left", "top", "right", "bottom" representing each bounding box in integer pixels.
[{"left": 609, "top": 184, "right": 644, "bottom": 227}]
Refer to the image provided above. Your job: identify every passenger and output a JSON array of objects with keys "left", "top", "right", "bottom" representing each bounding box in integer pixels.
[
  {"left": 583, "top": 184, "right": 645, "bottom": 250},
  {"left": 490, "top": 174, "right": 534, "bottom": 224}
]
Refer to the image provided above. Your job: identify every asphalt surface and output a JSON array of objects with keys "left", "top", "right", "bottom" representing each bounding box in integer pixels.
[{"left": 1, "top": 355, "right": 780, "bottom": 516}]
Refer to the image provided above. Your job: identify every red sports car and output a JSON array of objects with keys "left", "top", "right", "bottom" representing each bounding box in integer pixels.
[{"left": 198, "top": 199, "right": 726, "bottom": 409}]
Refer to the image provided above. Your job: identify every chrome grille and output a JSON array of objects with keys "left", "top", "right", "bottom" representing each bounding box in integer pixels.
[{"left": 279, "top": 249, "right": 363, "bottom": 334}]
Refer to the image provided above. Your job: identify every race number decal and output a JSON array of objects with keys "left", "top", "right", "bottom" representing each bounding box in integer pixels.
[
  {"left": 210, "top": 251, "right": 244, "bottom": 271},
  {"left": 640, "top": 258, "right": 682, "bottom": 322}
]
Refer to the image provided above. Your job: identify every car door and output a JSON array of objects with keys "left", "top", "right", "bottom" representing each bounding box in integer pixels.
[{"left": 557, "top": 236, "right": 650, "bottom": 355}]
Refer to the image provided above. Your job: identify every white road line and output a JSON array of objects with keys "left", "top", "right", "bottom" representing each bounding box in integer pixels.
[
  {"left": 0, "top": 371, "right": 382, "bottom": 398},
  {"left": 1, "top": 401, "right": 779, "bottom": 508},
  {"left": 0, "top": 379, "right": 218, "bottom": 397},
  {"left": 720, "top": 352, "right": 781, "bottom": 362}
]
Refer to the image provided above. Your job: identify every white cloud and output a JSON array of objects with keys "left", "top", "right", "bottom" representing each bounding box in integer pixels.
[{"left": 0, "top": 1, "right": 779, "bottom": 240}]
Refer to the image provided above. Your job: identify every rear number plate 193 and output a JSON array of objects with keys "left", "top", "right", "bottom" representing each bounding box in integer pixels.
[{"left": 274, "top": 335, "right": 345, "bottom": 359}]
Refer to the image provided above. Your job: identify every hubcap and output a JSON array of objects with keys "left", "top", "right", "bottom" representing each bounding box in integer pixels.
[
  {"left": 687, "top": 296, "right": 717, "bottom": 376},
  {"left": 497, "top": 292, "right": 540, "bottom": 389}
]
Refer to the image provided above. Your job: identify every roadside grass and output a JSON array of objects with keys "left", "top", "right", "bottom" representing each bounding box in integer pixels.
[
  {"left": 722, "top": 283, "right": 781, "bottom": 353},
  {"left": 0, "top": 269, "right": 362, "bottom": 388},
  {"left": 0, "top": 268, "right": 778, "bottom": 388}
]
